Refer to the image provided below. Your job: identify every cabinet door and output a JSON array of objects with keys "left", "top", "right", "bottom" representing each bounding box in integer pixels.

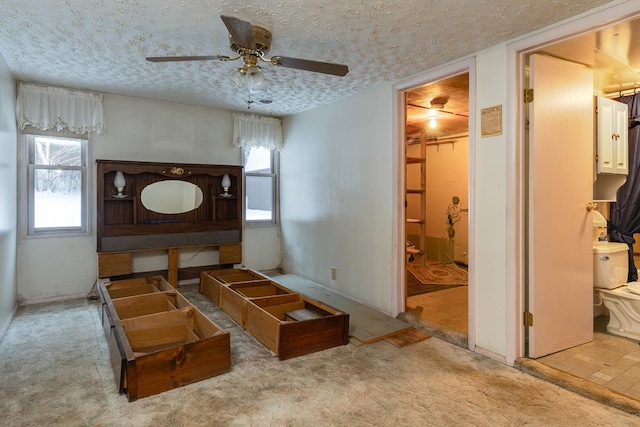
[
  {"left": 613, "top": 101, "right": 628, "bottom": 174},
  {"left": 597, "top": 96, "right": 615, "bottom": 174},
  {"left": 597, "top": 96, "right": 628, "bottom": 175}
]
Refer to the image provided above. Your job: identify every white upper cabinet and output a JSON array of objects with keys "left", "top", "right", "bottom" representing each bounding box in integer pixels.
[{"left": 596, "top": 96, "right": 628, "bottom": 175}]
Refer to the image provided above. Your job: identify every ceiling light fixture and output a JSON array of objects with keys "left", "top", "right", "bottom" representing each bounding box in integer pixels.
[
  {"left": 425, "top": 96, "right": 449, "bottom": 130},
  {"left": 228, "top": 55, "right": 268, "bottom": 109},
  {"left": 229, "top": 64, "right": 267, "bottom": 92}
]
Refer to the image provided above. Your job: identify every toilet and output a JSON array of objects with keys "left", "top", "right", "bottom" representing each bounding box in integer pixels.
[{"left": 593, "top": 241, "right": 640, "bottom": 340}]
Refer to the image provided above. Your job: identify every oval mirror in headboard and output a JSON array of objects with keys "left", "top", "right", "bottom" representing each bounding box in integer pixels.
[{"left": 141, "top": 180, "right": 204, "bottom": 214}]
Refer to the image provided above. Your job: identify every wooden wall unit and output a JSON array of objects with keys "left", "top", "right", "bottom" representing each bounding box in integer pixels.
[{"left": 96, "top": 160, "right": 243, "bottom": 284}]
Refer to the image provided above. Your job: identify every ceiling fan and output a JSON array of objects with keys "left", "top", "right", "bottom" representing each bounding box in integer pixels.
[{"left": 146, "top": 15, "right": 349, "bottom": 82}]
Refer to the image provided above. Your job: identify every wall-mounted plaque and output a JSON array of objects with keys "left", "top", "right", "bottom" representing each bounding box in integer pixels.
[{"left": 481, "top": 105, "right": 502, "bottom": 137}]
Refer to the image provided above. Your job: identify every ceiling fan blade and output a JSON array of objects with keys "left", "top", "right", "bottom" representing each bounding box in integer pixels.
[
  {"left": 221, "top": 15, "right": 255, "bottom": 49},
  {"left": 272, "top": 56, "right": 349, "bottom": 76},
  {"left": 146, "top": 55, "right": 229, "bottom": 62}
]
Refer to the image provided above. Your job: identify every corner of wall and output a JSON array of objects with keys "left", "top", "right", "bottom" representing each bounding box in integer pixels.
[
  {"left": 0, "top": 302, "right": 19, "bottom": 344},
  {"left": 0, "top": 48, "right": 18, "bottom": 337}
]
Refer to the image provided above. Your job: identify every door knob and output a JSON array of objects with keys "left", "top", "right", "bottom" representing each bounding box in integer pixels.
[{"left": 586, "top": 202, "right": 598, "bottom": 212}]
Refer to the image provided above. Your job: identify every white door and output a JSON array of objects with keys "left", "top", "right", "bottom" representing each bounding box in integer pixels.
[{"left": 528, "top": 54, "right": 594, "bottom": 358}]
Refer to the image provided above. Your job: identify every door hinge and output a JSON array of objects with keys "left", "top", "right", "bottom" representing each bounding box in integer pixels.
[
  {"left": 524, "top": 89, "right": 534, "bottom": 103},
  {"left": 524, "top": 311, "right": 533, "bottom": 327}
]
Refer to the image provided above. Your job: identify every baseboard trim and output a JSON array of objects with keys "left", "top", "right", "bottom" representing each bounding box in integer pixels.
[
  {"left": 20, "top": 292, "right": 88, "bottom": 306},
  {"left": 474, "top": 345, "right": 507, "bottom": 364}
]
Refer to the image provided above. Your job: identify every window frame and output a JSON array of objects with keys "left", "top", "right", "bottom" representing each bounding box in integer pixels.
[
  {"left": 22, "top": 133, "right": 90, "bottom": 238},
  {"left": 242, "top": 147, "right": 279, "bottom": 227}
]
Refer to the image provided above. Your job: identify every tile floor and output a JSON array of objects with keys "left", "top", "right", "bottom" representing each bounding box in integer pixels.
[{"left": 538, "top": 316, "right": 640, "bottom": 400}]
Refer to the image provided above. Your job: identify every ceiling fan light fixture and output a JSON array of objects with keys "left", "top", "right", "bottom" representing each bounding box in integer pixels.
[
  {"left": 149, "top": 15, "right": 349, "bottom": 109},
  {"left": 229, "top": 68, "right": 246, "bottom": 88},
  {"left": 428, "top": 118, "right": 438, "bottom": 129},
  {"left": 229, "top": 64, "right": 268, "bottom": 93},
  {"left": 246, "top": 65, "right": 267, "bottom": 91}
]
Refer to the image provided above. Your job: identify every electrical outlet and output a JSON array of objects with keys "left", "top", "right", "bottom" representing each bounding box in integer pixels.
[{"left": 330, "top": 266, "right": 337, "bottom": 280}]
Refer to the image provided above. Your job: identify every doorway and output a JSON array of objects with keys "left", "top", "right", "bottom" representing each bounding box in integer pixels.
[
  {"left": 402, "top": 73, "right": 470, "bottom": 341},
  {"left": 521, "top": 10, "right": 640, "bottom": 399}
]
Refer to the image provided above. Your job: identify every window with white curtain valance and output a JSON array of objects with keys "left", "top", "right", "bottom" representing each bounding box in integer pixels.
[
  {"left": 16, "top": 82, "right": 106, "bottom": 135},
  {"left": 232, "top": 113, "right": 282, "bottom": 150}
]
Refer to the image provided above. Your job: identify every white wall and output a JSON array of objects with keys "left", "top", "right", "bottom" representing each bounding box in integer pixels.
[
  {"left": 17, "top": 94, "right": 281, "bottom": 301},
  {"left": 0, "top": 51, "right": 17, "bottom": 337},
  {"left": 474, "top": 45, "right": 508, "bottom": 356},
  {"left": 279, "top": 49, "right": 507, "bottom": 356},
  {"left": 280, "top": 85, "right": 395, "bottom": 314}
]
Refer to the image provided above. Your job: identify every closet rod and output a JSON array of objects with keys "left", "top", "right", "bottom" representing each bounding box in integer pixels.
[
  {"left": 425, "top": 133, "right": 469, "bottom": 146},
  {"left": 604, "top": 84, "right": 640, "bottom": 99}
]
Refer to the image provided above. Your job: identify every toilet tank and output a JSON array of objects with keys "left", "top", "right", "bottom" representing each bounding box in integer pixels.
[{"left": 593, "top": 242, "right": 629, "bottom": 289}]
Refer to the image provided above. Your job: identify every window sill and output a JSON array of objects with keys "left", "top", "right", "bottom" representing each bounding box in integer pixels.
[{"left": 243, "top": 222, "right": 279, "bottom": 229}]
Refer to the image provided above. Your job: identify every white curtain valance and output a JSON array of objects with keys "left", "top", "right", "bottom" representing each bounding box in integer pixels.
[
  {"left": 16, "top": 82, "right": 106, "bottom": 135},
  {"left": 232, "top": 113, "right": 282, "bottom": 150}
]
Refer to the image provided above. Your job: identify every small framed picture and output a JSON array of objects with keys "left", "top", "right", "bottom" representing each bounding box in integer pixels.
[{"left": 481, "top": 105, "right": 502, "bottom": 137}]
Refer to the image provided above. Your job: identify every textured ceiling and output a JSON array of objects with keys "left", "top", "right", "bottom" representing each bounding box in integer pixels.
[{"left": 0, "top": 0, "right": 613, "bottom": 117}]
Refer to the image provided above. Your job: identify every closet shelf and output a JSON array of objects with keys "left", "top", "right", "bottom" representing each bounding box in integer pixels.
[{"left": 406, "top": 157, "right": 425, "bottom": 164}]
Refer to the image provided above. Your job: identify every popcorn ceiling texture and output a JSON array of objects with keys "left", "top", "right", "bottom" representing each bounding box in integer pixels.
[{"left": 0, "top": 0, "right": 611, "bottom": 116}]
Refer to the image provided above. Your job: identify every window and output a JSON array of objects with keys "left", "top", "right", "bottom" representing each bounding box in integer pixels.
[
  {"left": 243, "top": 146, "right": 278, "bottom": 225},
  {"left": 25, "top": 134, "right": 89, "bottom": 236}
]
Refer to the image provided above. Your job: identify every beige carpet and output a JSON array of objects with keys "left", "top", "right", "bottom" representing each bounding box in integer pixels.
[{"left": 2, "top": 286, "right": 640, "bottom": 425}]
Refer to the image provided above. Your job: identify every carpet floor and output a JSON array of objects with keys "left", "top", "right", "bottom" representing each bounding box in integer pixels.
[{"left": 1, "top": 286, "right": 640, "bottom": 426}]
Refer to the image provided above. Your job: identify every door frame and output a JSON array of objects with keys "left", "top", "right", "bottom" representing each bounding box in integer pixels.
[
  {"left": 393, "top": 57, "right": 477, "bottom": 351},
  {"left": 506, "top": 1, "right": 640, "bottom": 363}
]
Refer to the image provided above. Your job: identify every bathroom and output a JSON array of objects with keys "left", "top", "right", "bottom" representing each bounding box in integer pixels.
[{"left": 528, "top": 16, "right": 640, "bottom": 399}]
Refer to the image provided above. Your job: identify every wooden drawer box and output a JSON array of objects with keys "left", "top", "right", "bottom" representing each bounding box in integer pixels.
[
  {"left": 199, "top": 268, "right": 269, "bottom": 306},
  {"left": 209, "top": 268, "right": 267, "bottom": 284},
  {"left": 219, "top": 280, "right": 296, "bottom": 326},
  {"left": 199, "top": 268, "right": 349, "bottom": 360},
  {"left": 245, "top": 294, "right": 349, "bottom": 360},
  {"left": 105, "top": 277, "right": 166, "bottom": 299},
  {"left": 99, "top": 276, "right": 231, "bottom": 401},
  {"left": 111, "top": 291, "right": 183, "bottom": 320}
]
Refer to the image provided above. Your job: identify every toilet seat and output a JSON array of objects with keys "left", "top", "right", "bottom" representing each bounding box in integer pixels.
[{"left": 627, "top": 282, "right": 640, "bottom": 295}]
